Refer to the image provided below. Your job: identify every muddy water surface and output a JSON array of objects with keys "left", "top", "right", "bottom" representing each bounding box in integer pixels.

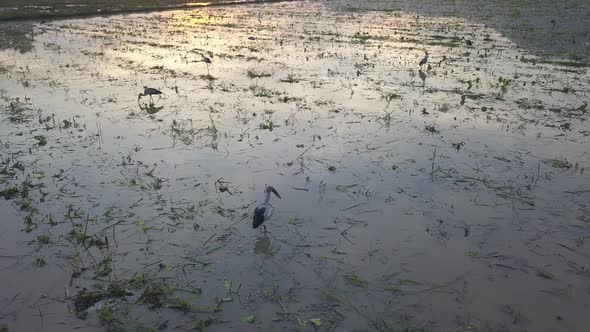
[{"left": 0, "top": 1, "right": 589, "bottom": 331}]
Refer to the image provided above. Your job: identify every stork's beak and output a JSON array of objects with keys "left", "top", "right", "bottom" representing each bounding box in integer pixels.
[{"left": 270, "top": 187, "right": 281, "bottom": 199}]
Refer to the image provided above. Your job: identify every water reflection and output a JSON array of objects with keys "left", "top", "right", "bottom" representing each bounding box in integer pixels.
[
  {"left": 146, "top": 104, "right": 164, "bottom": 115},
  {"left": 254, "top": 235, "right": 273, "bottom": 255},
  {"left": 138, "top": 100, "right": 164, "bottom": 115},
  {"left": 418, "top": 69, "right": 427, "bottom": 85},
  {"left": 186, "top": 2, "right": 212, "bottom": 6}
]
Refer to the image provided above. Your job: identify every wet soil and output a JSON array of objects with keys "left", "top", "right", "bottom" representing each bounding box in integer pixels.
[
  {"left": 0, "top": 1, "right": 589, "bottom": 331},
  {"left": 0, "top": 0, "right": 275, "bottom": 21}
]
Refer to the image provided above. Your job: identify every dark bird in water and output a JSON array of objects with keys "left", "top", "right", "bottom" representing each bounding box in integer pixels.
[
  {"left": 419, "top": 50, "right": 429, "bottom": 68},
  {"left": 139, "top": 86, "right": 162, "bottom": 102},
  {"left": 253, "top": 185, "right": 281, "bottom": 233},
  {"left": 201, "top": 54, "right": 212, "bottom": 64},
  {"left": 200, "top": 54, "right": 212, "bottom": 75}
]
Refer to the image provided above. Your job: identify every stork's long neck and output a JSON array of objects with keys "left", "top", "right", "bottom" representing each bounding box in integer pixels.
[{"left": 263, "top": 189, "right": 272, "bottom": 206}]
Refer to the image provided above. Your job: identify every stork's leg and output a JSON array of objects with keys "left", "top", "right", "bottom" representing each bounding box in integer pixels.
[
  {"left": 262, "top": 225, "right": 267, "bottom": 233},
  {"left": 266, "top": 207, "right": 274, "bottom": 220}
]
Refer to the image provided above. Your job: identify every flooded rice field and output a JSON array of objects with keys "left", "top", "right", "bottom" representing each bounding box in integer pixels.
[{"left": 1, "top": 1, "right": 589, "bottom": 331}]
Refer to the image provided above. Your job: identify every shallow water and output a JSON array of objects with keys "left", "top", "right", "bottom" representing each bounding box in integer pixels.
[{"left": 0, "top": 1, "right": 589, "bottom": 331}]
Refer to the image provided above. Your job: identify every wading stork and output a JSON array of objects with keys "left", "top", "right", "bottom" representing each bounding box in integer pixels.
[
  {"left": 139, "top": 86, "right": 162, "bottom": 103},
  {"left": 200, "top": 54, "right": 212, "bottom": 75},
  {"left": 419, "top": 50, "right": 429, "bottom": 69},
  {"left": 253, "top": 185, "right": 281, "bottom": 233}
]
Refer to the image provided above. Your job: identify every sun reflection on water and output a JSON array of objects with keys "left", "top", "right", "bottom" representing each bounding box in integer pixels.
[{"left": 185, "top": 2, "right": 211, "bottom": 6}]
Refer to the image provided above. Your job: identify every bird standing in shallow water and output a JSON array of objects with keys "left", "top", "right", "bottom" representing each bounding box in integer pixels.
[
  {"left": 419, "top": 50, "right": 429, "bottom": 69},
  {"left": 253, "top": 185, "right": 281, "bottom": 233},
  {"left": 139, "top": 86, "right": 162, "bottom": 103},
  {"left": 200, "top": 54, "right": 212, "bottom": 76}
]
